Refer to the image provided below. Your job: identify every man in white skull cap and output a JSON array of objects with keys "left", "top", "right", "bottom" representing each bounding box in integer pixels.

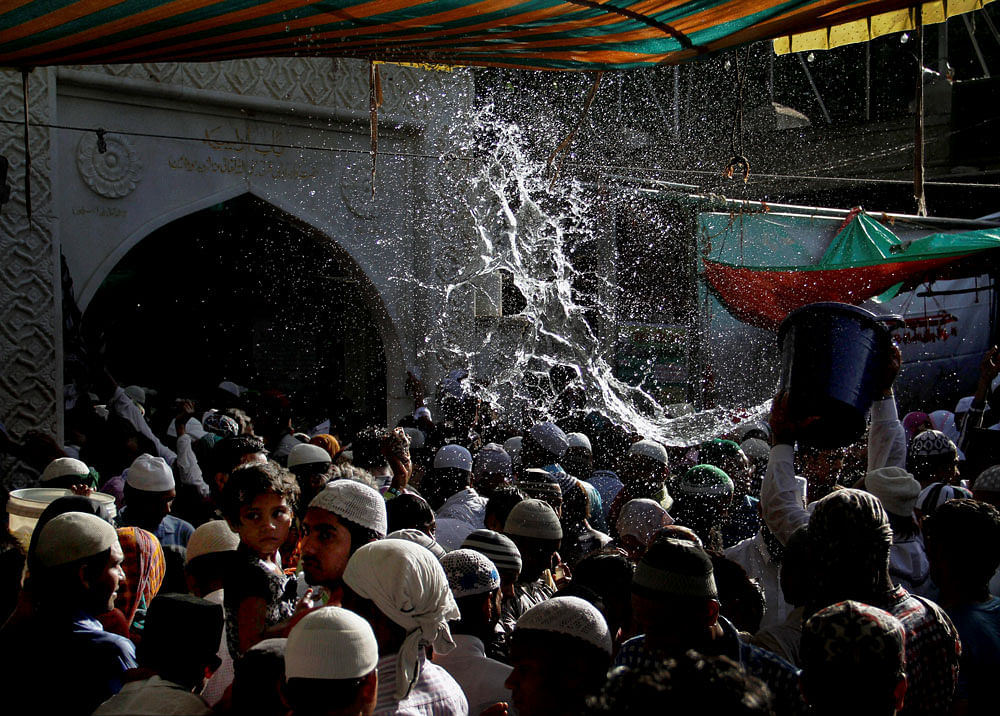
[
  {"left": 300, "top": 480, "right": 387, "bottom": 607},
  {"left": 505, "top": 596, "right": 612, "bottom": 716},
  {"left": 499, "top": 499, "right": 563, "bottom": 635},
  {"left": 520, "top": 422, "right": 569, "bottom": 474},
  {"left": 434, "top": 549, "right": 512, "bottom": 715},
  {"left": 39, "top": 456, "right": 97, "bottom": 491},
  {"left": 1, "top": 512, "right": 135, "bottom": 716},
  {"left": 283, "top": 607, "right": 380, "bottom": 716},
  {"left": 426, "top": 445, "right": 487, "bottom": 524},
  {"left": 342, "top": 540, "right": 468, "bottom": 716},
  {"left": 607, "top": 438, "right": 672, "bottom": 532},
  {"left": 120, "top": 453, "right": 194, "bottom": 552},
  {"left": 472, "top": 443, "right": 513, "bottom": 496}
]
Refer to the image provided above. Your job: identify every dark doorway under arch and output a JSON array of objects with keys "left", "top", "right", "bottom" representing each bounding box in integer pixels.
[{"left": 84, "top": 194, "right": 387, "bottom": 425}]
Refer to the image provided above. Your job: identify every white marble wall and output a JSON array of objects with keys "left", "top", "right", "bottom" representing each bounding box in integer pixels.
[{"left": 0, "top": 58, "right": 477, "bottom": 448}]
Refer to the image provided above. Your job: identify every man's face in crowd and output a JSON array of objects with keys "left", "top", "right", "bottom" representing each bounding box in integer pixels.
[
  {"left": 84, "top": 541, "right": 126, "bottom": 614},
  {"left": 505, "top": 645, "right": 561, "bottom": 716},
  {"left": 129, "top": 488, "right": 175, "bottom": 530},
  {"left": 300, "top": 508, "right": 353, "bottom": 587}
]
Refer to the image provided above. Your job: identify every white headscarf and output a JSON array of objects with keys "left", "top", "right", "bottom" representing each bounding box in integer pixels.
[{"left": 343, "top": 540, "right": 459, "bottom": 700}]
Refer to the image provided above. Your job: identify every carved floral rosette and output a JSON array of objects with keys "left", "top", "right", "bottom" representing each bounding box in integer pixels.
[{"left": 76, "top": 132, "right": 142, "bottom": 198}]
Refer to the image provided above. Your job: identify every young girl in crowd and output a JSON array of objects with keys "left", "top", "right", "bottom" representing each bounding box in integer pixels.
[{"left": 221, "top": 461, "right": 313, "bottom": 658}]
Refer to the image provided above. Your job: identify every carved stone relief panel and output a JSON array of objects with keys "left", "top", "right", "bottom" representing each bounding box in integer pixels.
[{"left": 0, "top": 68, "right": 60, "bottom": 486}]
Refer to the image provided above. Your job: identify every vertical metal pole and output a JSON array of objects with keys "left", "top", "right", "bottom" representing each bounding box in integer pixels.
[
  {"left": 865, "top": 40, "right": 871, "bottom": 121},
  {"left": 914, "top": 7, "right": 927, "bottom": 216},
  {"left": 21, "top": 69, "right": 30, "bottom": 223},
  {"left": 963, "top": 13, "right": 991, "bottom": 77},
  {"left": 768, "top": 50, "right": 774, "bottom": 103},
  {"left": 672, "top": 65, "right": 680, "bottom": 136}
]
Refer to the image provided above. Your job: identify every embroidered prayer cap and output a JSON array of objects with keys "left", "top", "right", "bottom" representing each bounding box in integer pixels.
[
  {"left": 865, "top": 467, "right": 921, "bottom": 517},
  {"left": 402, "top": 427, "right": 425, "bottom": 450},
  {"left": 386, "top": 529, "right": 446, "bottom": 559},
  {"left": 616, "top": 498, "right": 674, "bottom": 547},
  {"left": 916, "top": 482, "right": 973, "bottom": 517},
  {"left": 528, "top": 422, "right": 569, "bottom": 460},
  {"left": 474, "top": 443, "right": 512, "bottom": 478},
  {"left": 973, "top": 465, "right": 1000, "bottom": 493},
  {"left": 34, "top": 511, "right": 120, "bottom": 567},
  {"left": 801, "top": 600, "right": 905, "bottom": 680},
  {"left": 343, "top": 540, "right": 459, "bottom": 700},
  {"left": 566, "top": 432, "right": 593, "bottom": 454},
  {"left": 628, "top": 439, "right": 668, "bottom": 467},
  {"left": 186, "top": 519, "right": 240, "bottom": 563},
  {"left": 698, "top": 439, "right": 743, "bottom": 465},
  {"left": 434, "top": 444, "right": 473, "bottom": 472},
  {"left": 288, "top": 443, "right": 332, "bottom": 468},
  {"left": 740, "top": 438, "right": 771, "bottom": 462},
  {"left": 515, "top": 595, "right": 612, "bottom": 655},
  {"left": 461, "top": 529, "right": 522, "bottom": 572},
  {"left": 910, "top": 429, "right": 958, "bottom": 459},
  {"left": 40, "top": 457, "right": 90, "bottom": 484},
  {"left": 285, "top": 606, "right": 378, "bottom": 680},
  {"left": 125, "top": 453, "right": 175, "bottom": 492},
  {"left": 414, "top": 406, "right": 432, "bottom": 421},
  {"left": 677, "top": 464, "right": 734, "bottom": 498},
  {"left": 203, "top": 412, "right": 240, "bottom": 439},
  {"left": 441, "top": 548, "right": 501, "bottom": 598},
  {"left": 504, "top": 498, "right": 563, "bottom": 540},
  {"left": 309, "top": 480, "right": 388, "bottom": 538},
  {"left": 632, "top": 537, "right": 717, "bottom": 601}
]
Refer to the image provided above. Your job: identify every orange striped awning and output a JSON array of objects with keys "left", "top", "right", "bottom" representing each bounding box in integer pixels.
[{"left": 0, "top": 1, "right": 993, "bottom": 71}]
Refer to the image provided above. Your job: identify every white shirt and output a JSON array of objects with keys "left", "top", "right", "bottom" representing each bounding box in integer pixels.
[
  {"left": 175, "top": 433, "right": 210, "bottom": 498},
  {"left": 432, "top": 634, "right": 512, "bottom": 716},
  {"left": 436, "top": 488, "right": 488, "bottom": 529},
  {"left": 374, "top": 652, "right": 468, "bottom": 716},
  {"left": 761, "top": 396, "right": 905, "bottom": 545},
  {"left": 93, "top": 675, "right": 212, "bottom": 715},
  {"left": 725, "top": 531, "right": 790, "bottom": 629},
  {"left": 108, "top": 386, "right": 177, "bottom": 463},
  {"left": 199, "top": 589, "right": 234, "bottom": 706}
]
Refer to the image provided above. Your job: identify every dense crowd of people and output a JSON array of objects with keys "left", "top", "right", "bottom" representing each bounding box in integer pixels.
[{"left": 0, "top": 344, "right": 998, "bottom": 716}]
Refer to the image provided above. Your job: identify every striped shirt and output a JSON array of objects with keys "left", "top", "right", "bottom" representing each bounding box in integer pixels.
[{"left": 374, "top": 653, "right": 469, "bottom": 716}]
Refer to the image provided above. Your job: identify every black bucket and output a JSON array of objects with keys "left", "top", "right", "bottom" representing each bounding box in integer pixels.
[{"left": 777, "top": 302, "right": 900, "bottom": 449}]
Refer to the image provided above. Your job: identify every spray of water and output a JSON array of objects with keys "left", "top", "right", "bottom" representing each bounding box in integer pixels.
[{"left": 416, "top": 107, "right": 768, "bottom": 446}]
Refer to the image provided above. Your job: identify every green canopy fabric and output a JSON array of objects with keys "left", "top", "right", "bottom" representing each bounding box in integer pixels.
[{"left": 703, "top": 213, "right": 1000, "bottom": 329}]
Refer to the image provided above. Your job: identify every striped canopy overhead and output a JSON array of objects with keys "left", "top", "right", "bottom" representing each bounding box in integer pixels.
[{"left": 0, "top": 1, "right": 994, "bottom": 71}]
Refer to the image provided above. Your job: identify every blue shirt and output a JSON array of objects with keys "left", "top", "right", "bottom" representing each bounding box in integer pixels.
[
  {"left": 1, "top": 610, "right": 137, "bottom": 715},
  {"left": 155, "top": 514, "right": 195, "bottom": 549},
  {"left": 947, "top": 596, "right": 1000, "bottom": 714}
]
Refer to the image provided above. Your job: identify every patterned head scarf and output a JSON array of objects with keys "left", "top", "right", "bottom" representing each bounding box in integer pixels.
[
  {"left": 114, "top": 526, "right": 166, "bottom": 627},
  {"left": 801, "top": 600, "right": 906, "bottom": 683},
  {"left": 343, "top": 540, "right": 459, "bottom": 700},
  {"left": 808, "top": 489, "right": 892, "bottom": 599}
]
